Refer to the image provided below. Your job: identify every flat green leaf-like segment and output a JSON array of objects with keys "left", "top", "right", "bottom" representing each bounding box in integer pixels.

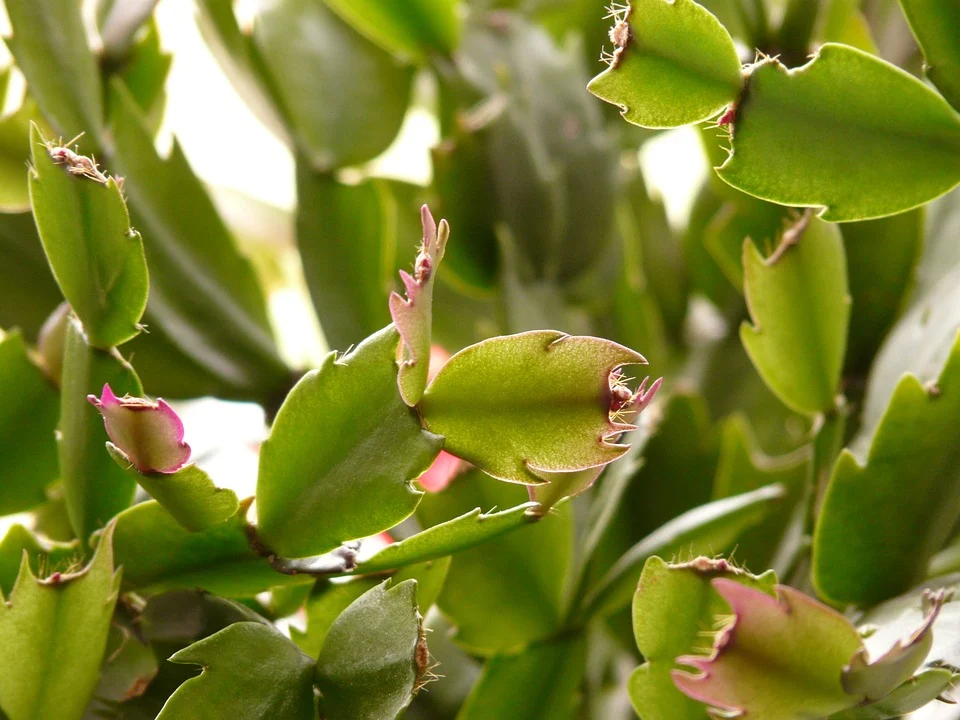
[
  {"left": 0, "top": 331, "right": 58, "bottom": 514},
  {"left": 159, "top": 622, "right": 316, "bottom": 720},
  {"left": 628, "top": 557, "right": 777, "bottom": 720},
  {"left": 296, "top": 172, "right": 397, "bottom": 350},
  {"left": 0, "top": 523, "right": 120, "bottom": 720},
  {"left": 60, "top": 318, "right": 142, "bottom": 541},
  {"left": 458, "top": 636, "right": 587, "bottom": 720},
  {"left": 353, "top": 502, "right": 538, "bottom": 574},
  {"left": 107, "top": 79, "right": 290, "bottom": 401},
  {"left": 417, "top": 470, "right": 572, "bottom": 656},
  {"left": 29, "top": 126, "right": 148, "bottom": 348},
  {"left": 257, "top": 325, "right": 441, "bottom": 557},
  {"left": 106, "top": 444, "right": 239, "bottom": 532},
  {"left": 254, "top": 0, "right": 413, "bottom": 171},
  {"left": 718, "top": 45, "right": 960, "bottom": 221},
  {"left": 813, "top": 334, "right": 960, "bottom": 606},
  {"left": 580, "top": 484, "right": 784, "bottom": 621},
  {"left": 315, "top": 579, "right": 424, "bottom": 720},
  {"left": 898, "top": 0, "right": 960, "bottom": 112},
  {"left": 293, "top": 559, "right": 447, "bottom": 658},
  {"left": 111, "top": 500, "right": 311, "bottom": 597},
  {"left": 673, "top": 580, "right": 864, "bottom": 719},
  {"left": 420, "top": 331, "right": 646, "bottom": 484},
  {"left": 0, "top": 526, "right": 78, "bottom": 598},
  {"left": 323, "top": 0, "right": 461, "bottom": 61},
  {"left": 740, "top": 217, "right": 849, "bottom": 415},
  {"left": 3, "top": 0, "right": 103, "bottom": 140},
  {"left": 587, "top": 0, "right": 742, "bottom": 128},
  {"left": 831, "top": 669, "right": 958, "bottom": 720},
  {"left": 391, "top": 206, "right": 449, "bottom": 406}
]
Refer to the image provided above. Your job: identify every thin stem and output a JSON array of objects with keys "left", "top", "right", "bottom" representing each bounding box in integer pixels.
[{"left": 245, "top": 524, "right": 361, "bottom": 576}]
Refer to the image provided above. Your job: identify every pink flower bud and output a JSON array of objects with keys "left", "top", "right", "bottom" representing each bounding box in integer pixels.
[{"left": 87, "top": 383, "right": 191, "bottom": 474}]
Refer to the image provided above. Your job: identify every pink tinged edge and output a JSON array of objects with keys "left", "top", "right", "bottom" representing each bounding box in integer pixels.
[
  {"left": 670, "top": 578, "right": 786, "bottom": 716},
  {"left": 87, "top": 382, "right": 192, "bottom": 474}
]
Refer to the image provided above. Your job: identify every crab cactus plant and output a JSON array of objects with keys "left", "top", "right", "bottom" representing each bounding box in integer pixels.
[{"left": 1, "top": 0, "right": 960, "bottom": 718}]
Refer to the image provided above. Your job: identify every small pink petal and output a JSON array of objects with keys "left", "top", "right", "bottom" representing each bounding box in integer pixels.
[
  {"left": 87, "top": 383, "right": 191, "bottom": 474},
  {"left": 418, "top": 450, "right": 462, "bottom": 492},
  {"left": 428, "top": 345, "right": 451, "bottom": 383}
]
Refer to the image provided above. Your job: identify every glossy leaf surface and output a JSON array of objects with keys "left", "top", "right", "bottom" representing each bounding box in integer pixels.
[
  {"left": 257, "top": 325, "right": 441, "bottom": 557},
  {"left": 420, "top": 331, "right": 646, "bottom": 484},
  {"left": 718, "top": 45, "right": 960, "bottom": 221}
]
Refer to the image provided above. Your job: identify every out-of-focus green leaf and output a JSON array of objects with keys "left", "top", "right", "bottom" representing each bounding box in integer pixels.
[
  {"left": 417, "top": 470, "right": 572, "bottom": 656},
  {"left": 628, "top": 557, "right": 777, "bottom": 720},
  {"left": 673, "top": 578, "right": 864, "bottom": 719},
  {"left": 711, "top": 415, "right": 810, "bottom": 573},
  {"left": 741, "top": 217, "right": 849, "bottom": 415},
  {"left": 0, "top": 212, "right": 63, "bottom": 339},
  {"left": 898, "top": 0, "right": 960, "bottom": 112},
  {"left": 105, "top": 444, "right": 239, "bottom": 532},
  {"left": 296, "top": 172, "right": 397, "bottom": 350},
  {"left": 915, "top": 187, "right": 960, "bottom": 300},
  {"left": 457, "top": 635, "right": 586, "bottom": 720},
  {"left": 254, "top": 0, "right": 413, "bottom": 171},
  {"left": 587, "top": 0, "right": 741, "bottom": 128},
  {"left": 0, "top": 330, "right": 58, "bottom": 514},
  {"left": 322, "top": 0, "right": 461, "bottom": 61},
  {"left": 814, "top": 334, "right": 960, "bottom": 606},
  {"left": 111, "top": 500, "right": 311, "bottom": 597},
  {"left": 85, "top": 623, "right": 158, "bottom": 712},
  {"left": 114, "top": 17, "right": 172, "bottom": 135},
  {"left": 257, "top": 325, "right": 441, "bottom": 558},
  {"left": 452, "top": 14, "right": 617, "bottom": 283},
  {"left": 718, "top": 45, "right": 960, "bottom": 221},
  {"left": 0, "top": 523, "right": 120, "bottom": 720},
  {"left": 704, "top": 197, "right": 791, "bottom": 290},
  {"left": 831, "top": 669, "right": 957, "bottom": 719},
  {"left": 194, "top": 0, "right": 290, "bottom": 141},
  {"left": 158, "top": 622, "right": 316, "bottom": 720},
  {"left": 4, "top": 0, "right": 103, "bottom": 141},
  {"left": 0, "top": 525, "right": 78, "bottom": 598},
  {"left": 29, "top": 125, "right": 148, "bottom": 349},
  {"left": 580, "top": 484, "right": 785, "bottom": 621},
  {"left": 421, "top": 330, "right": 645, "bottom": 484},
  {"left": 842, "top": 209, "right": 924, "bottom": 373},
  {"left": 60, "top": 318, "right": 142, "bottom": 542},
  {"left": 430, "top": 126, "right": 499, "bottom": 292},
  {"left": 315, "top": 579, "right": 425, "bottom": 720},
  {"left": 0, "top": 95, "right": 42, "bottom": 213},
  {"left": 107, "top": 80, "right": 290, "bottom": 402},
  {"left": 353, "top": 502, "right": 538, "bottom": 574},
  {"left": 96, "top": 0, "right": 161, "bottom": 60}
]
